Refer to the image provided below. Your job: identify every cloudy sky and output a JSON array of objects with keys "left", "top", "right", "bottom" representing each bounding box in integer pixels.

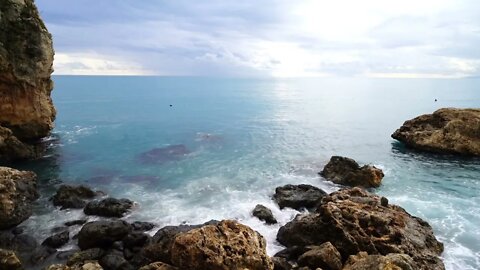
[{"left": 36, "top": 0, "right": 480, "bottom": 77}]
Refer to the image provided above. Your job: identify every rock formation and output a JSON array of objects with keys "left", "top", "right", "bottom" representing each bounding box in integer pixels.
[
  {"left": 0, "top": 0, "right": 55, "bottom": 162},
  {"left": 252, "top": 204, "right": 277, "bottom": 224},
  {"left": 0, "top": 166, "right": 38, "bottom": 229},
  {"left": 392, "top": 108, "right": 480, "bottom": 156},
  {"left": 273, "top": 184, "right": 327, "bottom": 210},
  {"left": 276, "top": 188, "right": 444, "bottom": 270},
  {"left": 320, "top": 156, "right": 384, "bottom": 188},
  {"left": 170, "top": 220, "right": 273, "bottom": 270}
]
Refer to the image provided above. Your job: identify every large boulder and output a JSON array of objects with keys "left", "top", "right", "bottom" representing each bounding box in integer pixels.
[
  {"left": 0, "top": 0, "right": 56, "bottom": 162},
  {"left": 392, "top": 108, "right": 480, "bottom": 156},
  {"left": 84, "top": 198, "right": 134, "bottom": 218},
  {"left": 273, "top": 184, "right": 327, "bottom": 210},
  {"left": 320, "top": 156, "right": 384, "bottom": 188},
  {"left": 342, "top": 252, "right": 415, "bottom": 270},
  {"left": 277, "top": 188, "right": 444, "bottom": 270},
  {"left": 170, "top": 220, "right": 273, "bottom": 270},
  {"left": 0, "top": 167, "right": 38, "bottom": 229},
  {"left": 77, "top": 220, "right": 132, "bottom": 250},
  {"left": 297, "top": 242, "right": 342, "bottom": 270},
  {"left": 0, "top": 248, "right": 22, "bottom": 270},
  {"left": 51, "top": 185, "right": 97, "bottom": 209}
]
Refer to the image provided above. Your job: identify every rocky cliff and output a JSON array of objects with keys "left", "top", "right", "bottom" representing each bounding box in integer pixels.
[{"left": 0, "top": 0, "right": 55, "bottom": 162}]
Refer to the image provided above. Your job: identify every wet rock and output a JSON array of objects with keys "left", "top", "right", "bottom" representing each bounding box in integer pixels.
[
  {"left": 392, "top": 108, "right": 480, "bottom": 156},
  {"left": 65, "top": 220, "right": 87, "bottom": 227},
  {"left": 277, "top": 188, "right": 444, "bottom": 270},
  {"left": 84, "top": 198, "right": 134, "bottom": 218},
  {"left": 66, "top": 248, "right": 105, "bottom": 266},
  {"left": 297, "top": 242, "right": 342, "bottom": 270},
  {"left": 77, "top": 220, "right": 132, "bottom": 250},
  {"left": 11, "top": 227, "right": 24, "bottom": 235},
  {"left": 10, "top": 234, "right": 38, "bottom": 253},
  {"left": 271, "top": 257, "right": 292, "bottom": 270},
  {"left": 51, "top": 185, "right": 96, "bottom": 209},
  {"left": 0, "top": 0, "right": 55, "bottom": 162},
  {"left": 123, "top": 232, "right": 150, "bottom": 249},
  {"left": 320, "top": 156, "right": 384, "bottom": 188},
  {"left": 342, "top": 252, "right": 416, "bottom": 270},
  {"left": 139, "top": 262, "right": 178, "bottom": 270},
  {"left": 0, "top": 248, "right": 22, "bottom": 270},
  {"left": 0, "top": 167, "right": 38, "bottom": 229},
  {"left": 29, "top": 246, "right": 56, "bottom": 264},
  {"left": 131, "top": 222, "right": 155, "bottom": 232},
  {"left": 252, "top": 204, "right": 277, "bottom": 224},
  {"left": 99, "top": 249, "right": 133, "bottom": 270},
  {"left": 42, "top": 231, "right": 69, "bottom": 249},
  {"left": 137, "top": 145, "right": 190, "bottom": 164},
  {"left": 274, "top": 246, "right": 309, "bottom": 261},
  {"left": 273, "top": 184, "right": 327, "bottom": 210},
  {"left": 170, "top": 220, "right": 273, "bottom": 270}
]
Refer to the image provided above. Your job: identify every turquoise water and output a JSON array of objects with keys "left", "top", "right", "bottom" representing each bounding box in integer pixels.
[{"left": 17, "top": 76, "right": 480, "bottom": 269}]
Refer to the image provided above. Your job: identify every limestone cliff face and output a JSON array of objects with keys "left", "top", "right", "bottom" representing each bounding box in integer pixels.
[{"left": 0, "top": 0, "right": 55, "bottom": 162}]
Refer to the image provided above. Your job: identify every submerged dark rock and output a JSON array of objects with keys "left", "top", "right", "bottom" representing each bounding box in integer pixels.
[
  {"left": 0, "top": 167, "right": 38, "bottom": 229},
  {"left": 273, "top": 184, "right": 327, "bottom": 210},
  {"left": 320, "top": 156, "right": 384, "bottom": 188},
  {"left": 77, "top": 220, "right": 132, "bottom": 250},
  {"left": 42, "top": 231, "right": 69, "bottom": 249},
  {"left": 277, "top": 188, "right": 445, "bottom": 270},
  {"left": 137, "top": 145, "right": 190, "bottom": 164},
  {"left": 392, "top": 108, "right": 480, "bottom": 156},
  {"left": 51, "top": 185, "right": 97, "bottom": 209},
  {"left": 84, "top": 198, "right": 134, "bottom": 218},
  {"left": 252, "top": 204, "right": 277, "bottom": 224}
]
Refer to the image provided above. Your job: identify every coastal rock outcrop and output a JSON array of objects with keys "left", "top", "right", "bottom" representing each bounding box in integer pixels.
[
  {"left": 0, "top": 248, "right": 23, "bottom": 270},
  {"left": 0, "top": 167, "right": 38, "bottom": 229},
  {"left": 77, "top": 220, "right": 132, "bottom": 250},
  {"left": 342, "top": 252, "right": 415, "bottom": 270},
  {"left": 392, "top": 108, "right": 480, "bottom": 156},
  {"left": 277, "top": 188, "right": 444, "bottom": 270},
  {"left": 320, "top": 156, "right": 384, "bottom": 188},
  {"left": 170, "top": 220, "right": 273, "bottom": 270},
  {"left": 84, "top": 198, "right": 134, "bottom": 218},
  {"left": 51, "top": 185, "right": 97, "bottom": 209},
  {"left": 0, "top": 0, "right": 56, "bottom": 162},
  {"left": 273, "top": 184, "right": 327, "bottom": 210}
]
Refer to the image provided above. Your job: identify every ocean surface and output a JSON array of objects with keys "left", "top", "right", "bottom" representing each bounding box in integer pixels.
[{"left": 15, "top": 76, "right": 480, "bottom": 269}]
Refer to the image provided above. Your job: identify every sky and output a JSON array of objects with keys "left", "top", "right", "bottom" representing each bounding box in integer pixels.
[{"left": 36, "top": 0, "right": 480, "bottom": 78}]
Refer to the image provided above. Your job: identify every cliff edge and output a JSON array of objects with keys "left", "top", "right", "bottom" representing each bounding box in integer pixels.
[{"left": 0, "top": 0, "right": 55, "bottom": 162}]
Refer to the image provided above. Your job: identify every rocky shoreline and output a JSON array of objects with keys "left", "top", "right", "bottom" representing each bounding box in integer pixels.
[{"left": 0, "top": 156, "right": 446, "bottom": 270}]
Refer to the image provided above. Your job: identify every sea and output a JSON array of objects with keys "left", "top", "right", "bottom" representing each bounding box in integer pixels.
[{"left": 14, "top": 76, "right": 480, "bottom": 269}]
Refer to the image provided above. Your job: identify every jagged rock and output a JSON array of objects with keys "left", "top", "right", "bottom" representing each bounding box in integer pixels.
[
  {"left": 84, "top": 198, "right": 134, "bottom": 218},
  {"left": 0, "top": 167, "right": 38, "bottom": 229},
  {"left": 277, "top": 188, "right": 444, "bottom": 270},
  {"left": 140, "top": 220, "right": 219, "bottom": 265},
  {"left": 42, "top": 231, "right": 69, "bottom": 249},
  {"left": 252, "top": 204, "right": 277, "bottom": 224},
  {"left": 170, "top": 220, "right": 273, "bottom": 270},
  {"left": 0, "top": 0, "right": 55, "bottom": 162},
  {"left": 392, "top": 108, "right": 480, "bottom": 156},
  {"left": 297, "top": 242, "right": 342, "bottom": 270},
  {"left": 139, "top": 262, "right": 177, "bottom": 270},
  {"left": 66, "top": 248, "right": 105, "bottom": 267},
  {"left": 77, "top": 221, "right": 132, "bottom": 250},
  {"left": 51, "top": 185, "right": 96, "bottom": 209},
  {"left": 0, "top": 248, "right": 22, "bottom": 270},
  {"left": 320, "top": 156, "right": 384, "bottom": 188},
  {"left": 273, "top": 184, "right": 327, "bottom": 210},
  {"left": 342, "top": 252, "right": 416, "bottom": 270}
]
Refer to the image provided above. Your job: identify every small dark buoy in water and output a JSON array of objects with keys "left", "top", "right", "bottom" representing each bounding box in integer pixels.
[
  {"left": 169, "top": 104, "right": 173, "bottom": 107},
  {"left": 435, "top": 99, "right": 437, "bottom": 102}
]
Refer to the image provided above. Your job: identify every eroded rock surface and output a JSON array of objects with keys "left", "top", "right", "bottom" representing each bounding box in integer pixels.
[
  {"left": 84, "top": 198, "right": 134, "bottom": 218},
  {"left": 51, "top": 185, "right": 97, "bottom": 209},
  {"left": 0, "top": 248, "right": 22, "bottom": 270},
  {"left": 0, "top": 0, "right": 55, "bottom": 162},
  {"left": 320, "top": 156, "right": 384, "bottom": 188},
  {"left": 342, "top": 252, "right": 415, "bottom": 270},
  {"left": 392, "top": 108, "right": 480, "bottom": 156},
  {"left": 170, "top": 220, "right": 273, "bottom": 270},
  {"left": 273, "top": 184, "right": 327, "bottom": 210},
  {"left": 0, "top": 167, "right": 38, "bottom": 229},
  {"left": 277, "top": 188, "right": 444, "bottom": 270},
  {"left": 252, "top": 204, "right": 277, "bottom": 224}
]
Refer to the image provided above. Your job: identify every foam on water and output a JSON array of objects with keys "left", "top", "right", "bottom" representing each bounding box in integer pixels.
[{"left": 14, "top": 77, "right": 480, "bottom": 270}]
